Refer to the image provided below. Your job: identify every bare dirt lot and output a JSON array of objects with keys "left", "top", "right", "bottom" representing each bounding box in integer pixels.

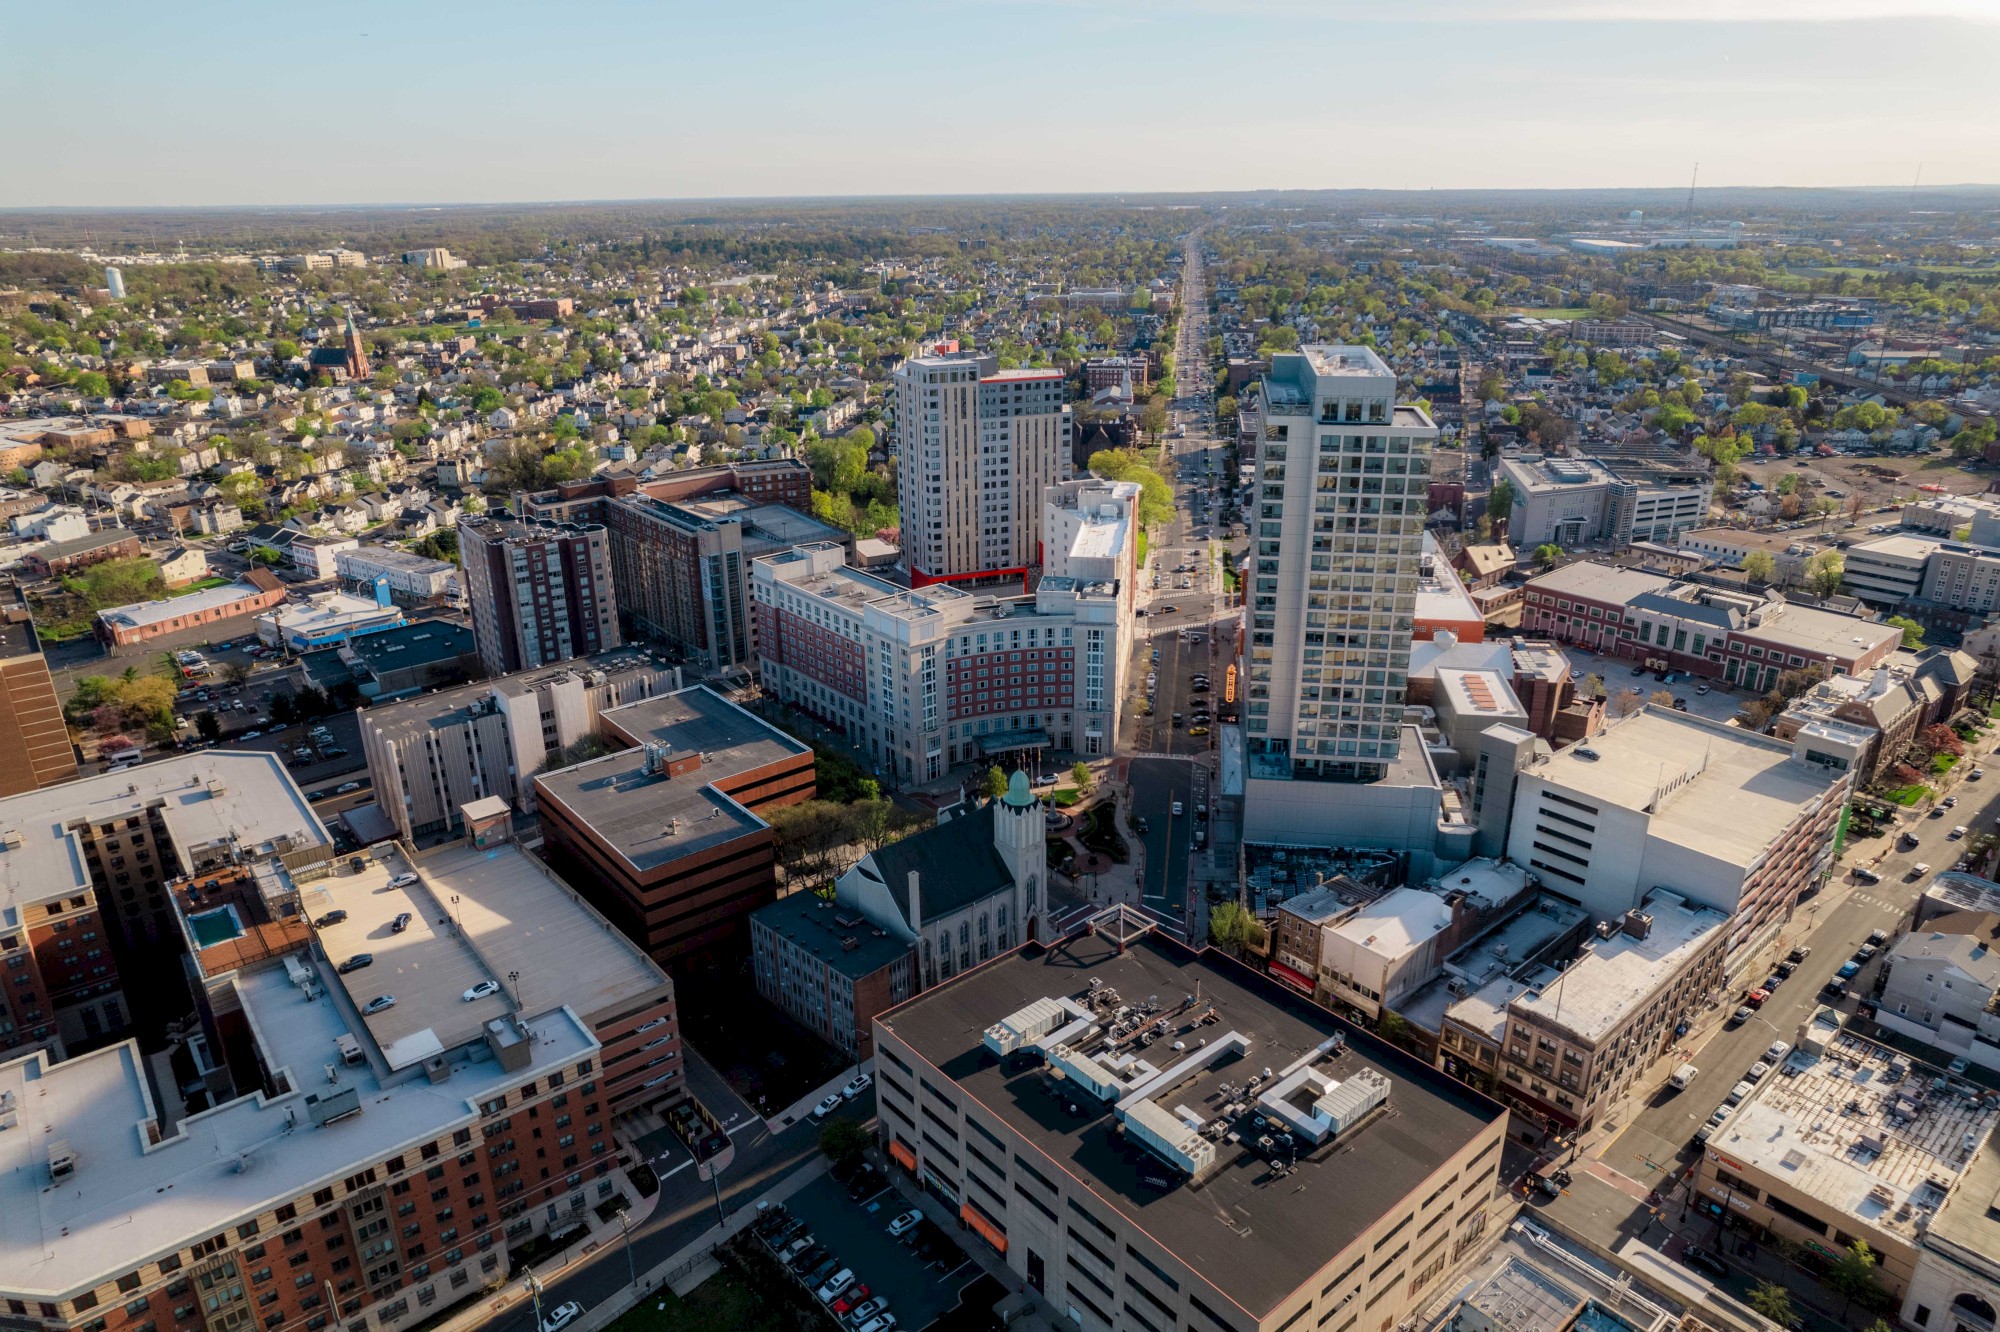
[{"left": 1736, "top": 451, "right": 1991, "bottom": 514}]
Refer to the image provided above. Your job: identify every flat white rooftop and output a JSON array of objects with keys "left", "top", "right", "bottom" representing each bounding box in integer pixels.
[
  {"left": 1508, "top": 891, "right": 1725, "bottom": 1043},
  {"left": 97, "top": 579, "right": 271, "bottom": 630},
  {"left": 1533, "top": 707, "right": 1843, "bottom": 867},
  {"left": 1328, "top": 886, "right": 1454, "bottom": 961},
  {"left": 0, "top": 960, "right": 596, "bottom": 1299},
  {"left": 1709, "top": 1028, "right": 1998, "bottom": 1243},
  {"left": 0, "top": 752, "right": 328, "bottom": 923}
]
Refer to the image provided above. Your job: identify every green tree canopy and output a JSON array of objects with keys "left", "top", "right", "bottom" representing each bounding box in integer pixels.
[
  {"left": 1209, "top": 902, "right": 1267, "bottom": 954},
  {"left": 1886, "top": 615, "right": 1925, "bottom": 650},
  {"left": 1086, "top": 449, "right": 1173, "bottom": 527}
]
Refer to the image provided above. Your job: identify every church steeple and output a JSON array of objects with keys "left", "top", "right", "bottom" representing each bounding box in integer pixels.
[{"left": 343, "top": 306, "right": 370, "bottom": 381}]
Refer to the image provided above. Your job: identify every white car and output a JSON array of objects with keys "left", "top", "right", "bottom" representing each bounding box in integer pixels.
[
  {"left": 463, "top": 980, "right": 502, "bottom": 1002},
  {"left": 817, "top": 1270, "right": 856, "bottom": 1303},
  {"left": 387, "top": 872, "right": 419, "bottom": 889},
  {"left": 334, "top": 781, "right": 362, "bottom": 795},
  {"left": 812, "top": 1093, "right": 843, "bottom": 1120},
  {"left": 842, "top": 1072, "right": 873, "bottom": 1099},
  {"left": 1766, "top": 1040, "right": 1791, "bottom": 1062},
  {"left": 539, "top": 1302, "right": 583, "bottom": 1332},
  {"left": 854, "top": 1317, "right": 897, "bottom": 1332},
  {"left": 362, "top": 995, "right": 396, "bottom": 1015},
  {"left": 887, "top": 1209, "right": 923, "bottom": 1238},
  {"left": 240, "top": 730, "right": 262, "bottom": 740}
]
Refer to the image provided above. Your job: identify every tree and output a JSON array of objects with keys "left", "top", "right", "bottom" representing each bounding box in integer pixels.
[
  {"left": 1139, "top": 398, "right": 1169, "bottom": 442},
  {"left": 222, "top": 660, "right": 251, "bottom": 688},
  {"left": 1087, "top": 449, "right": 1174, "bottom": 528},
  {"left": 1805, "top": 549, "right": 1846, "bottom": 598},
  {"left": 1534, "top": 543, "right": 1562, "bottom": 568},
  {"left": 1581, "top": 673, "right": 1604, "bottom": 699},
  {"left": 817, "top": 1117, "right": 869, "bottom": 1172},
  {"left": 1887, "top": 615, "right": 1925, "bottom": 650},
  {"left": 194, "top": 710, "right": 221, "bottom": 742},
  {"left": 1612, "top": 687, "right": 1645, "bottom": 717},
  {"left": 1748, "top": 1282, "right": 1797, "bottom": 1328},
  {"left": 1742, "top": 550, "right": 1777, "bottom": 585},
  {"left": 1827, "top": 1241, "right": 1881, "bottom": 1317},
  {"left": 1486, "top": 477, "right": 1516, "bottom": 527},
  {"left": 1650, "top": 689, "right": 1676, "bottom": 708},
  {"left": 1208, "top": 902, "right": 1267, "bottom": 954},
  {"left": 981, "top": 765, "right": 1009, "bottom": 802},
  {"left": 1070, "top": 761, "right": 1094, "bottom": 792}
]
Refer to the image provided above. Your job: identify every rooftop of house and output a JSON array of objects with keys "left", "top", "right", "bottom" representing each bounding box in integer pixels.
[
  {"left": 877, "top": 926, "right": 1503, "bottom": 1321},
  {"left": 1506, "top": 891, "right": 1726, "bottom": 1044},
  {"left": 1708, "top": 1029, "right": 1999, "bottom": 1244},
  {"left": 0, "top": 953, "right": 595, "bottom": 1300},
  {"left": 1529, "top": 707, "right": 1844, "bottom": 866},
  {"left": 0, "top": 752, "right": 327, "bottom": 921},
  {"left": 1885, "top": 930, "right": 2000, "bottom": 990},
  {"left": 359, "top": 647, "right": 670, "bottom": 743},
  {"left": 752, "top": 890, "right": 912, "bottom": 980},
  {"left": 533, "top": 685, "right": 809, "bottom": 872}
]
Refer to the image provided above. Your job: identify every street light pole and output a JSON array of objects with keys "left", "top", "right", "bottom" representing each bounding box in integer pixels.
[
  {"left": 525, "top": 1274, "right": 543, "bottom": 1332},
  {"left": 617, "top": 1212, "right": 636, "bottom": 1289}
]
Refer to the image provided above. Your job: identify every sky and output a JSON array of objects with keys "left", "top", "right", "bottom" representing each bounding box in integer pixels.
[{"left": 6, "top": 0, "right": 2000, "bottom": 208}]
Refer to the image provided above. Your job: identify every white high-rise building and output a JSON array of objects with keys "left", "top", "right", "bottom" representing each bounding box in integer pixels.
[
  {"left": 1246, "top": 345, "right": 1437, "bottom": 783},
  {"left": 893, "top": 348, "right": 1071, "bottom": 585}
]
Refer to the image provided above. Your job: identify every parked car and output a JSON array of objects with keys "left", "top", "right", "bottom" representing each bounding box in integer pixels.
[
  {"left": 842, "top": 1071, "right": 873, "bottom": 1099},
  {"left": 854, "top": 1317, "right": 897, "bottom": 1332},
  {"left": 1788, "top": 946, "right": 1812, "bottom": 964},
  {"left": 844, "top": 1297, "right": 889, "bottom": 1327},
  {"left": 1683, "top": 1245, "right": 1729, "bottom": 1280},
  {"left": 830, "top": 1287, "right": 873, "bottom": 1318},
  {"left": 333, "top": 781, "right": 362, "bottom": 794},
  {"left": 1837, "top": 961, "right": 1862, "bottom": 979},
  {"left": 817, "top": 1270, "right": 856, "bottom": 1303},
  {"left": 462, "top": 980, "right": 501, "bottom": 1001},
  {"left": 337, "top": 954, "right": 373, "bottom": 974},
  {"left": 315, "top": 909, "right": 349, "bottom": 928},
  {"left": 812, "top": 1093, "right": 843, "bottom": 1120},
  {"left": 1729, "top": 1006, "right": 1754, "bottom": 1026},
  {"left": 539, "top": 1303, "right": 583, "bottom": 1332},
  {"left": 391, "top": 912, "right": 413, "bottom": 933},
  {"left": 362, "top": 995, "right": 396, "bottom": 1015},
  {"left": 887, "top": 1209, "right": 923, "bottom": 1238},
  {"left": 387, "top": 872, "right": 419, "bottom": 889}
]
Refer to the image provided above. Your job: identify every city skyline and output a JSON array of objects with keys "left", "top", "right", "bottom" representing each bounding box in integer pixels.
[{"left": 6, "top": 0, "right": 1998, "bottom": 208}]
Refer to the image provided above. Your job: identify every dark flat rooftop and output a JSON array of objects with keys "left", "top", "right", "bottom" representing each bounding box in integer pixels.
[
  {"left": 535, "top": 685, "right": 809, "bottom": 871},
  {"left": 879, "top": 930, "right": 1503, "bottom": 1321},
  {"left": 752, "top": 891, "right": 911, "bottom": 979}
]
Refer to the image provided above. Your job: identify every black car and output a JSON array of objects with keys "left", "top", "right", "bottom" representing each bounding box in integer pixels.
[
  {"left": 337, "top": 953, "right": 373, "bottom": 974},
  {"left": 1682, "top": 1244, "right": 1729, "bottom": 1281},
  {"left": 314, "top": 909, "right": 348, "bottom": 928},
  {"left": 392, "top": 912, "right": 413, "bottom": 933}
]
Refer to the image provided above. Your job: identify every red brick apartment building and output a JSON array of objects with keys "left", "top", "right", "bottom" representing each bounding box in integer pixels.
[{"left": 534, "top": 685, "right": 815, "bottom": 969}]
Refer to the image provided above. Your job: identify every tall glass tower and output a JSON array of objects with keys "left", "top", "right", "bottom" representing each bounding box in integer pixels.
[{"left": 1245, "top": 346, "right": 1437, "bottom": 783}]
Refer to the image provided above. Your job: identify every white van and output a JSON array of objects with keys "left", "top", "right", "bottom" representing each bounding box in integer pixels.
[{"left": 1670, "top": 1063, "right": 1698, "bottom": 1091}]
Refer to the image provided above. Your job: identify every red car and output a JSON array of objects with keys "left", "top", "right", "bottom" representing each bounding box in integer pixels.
[
  {"left": 831, "top": 1286, "right": 873, "bottom": 1318},
  {"left": 1745, "top": 987, "right": 1771, "bottom": 1009}
]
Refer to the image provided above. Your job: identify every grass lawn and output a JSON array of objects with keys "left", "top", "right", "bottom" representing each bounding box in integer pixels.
[
  {"left": 602, "top": 1270, "right": 762, "bottom": 1332},
  {"left": 1050, "top": 787, "right": 1081, "bottom": 807},
  {"left": 1881, "top": 784, "right": 1931, "bottom": 806},
  {"left": 1933, "top": 754, "right": 1960, "bottom": 775},
  {"left": 171, "top": 576, "right": 232, "bottom": 596},
  {"left": 1136, "top": 527, "right": 1149, "bottom": 569},
  {"left": 1503, "top": 306, "right": 1593, "bottom": 320}
]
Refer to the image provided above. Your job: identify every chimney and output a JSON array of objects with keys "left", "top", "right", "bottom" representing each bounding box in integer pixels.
[{"left": 908, "top": 870, "right": 922, "bottom": 936}]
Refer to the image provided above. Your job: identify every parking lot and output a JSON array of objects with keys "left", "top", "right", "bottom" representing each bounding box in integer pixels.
[{"left": 755, "top": 1172, "right": 980, "bottom": 1332}]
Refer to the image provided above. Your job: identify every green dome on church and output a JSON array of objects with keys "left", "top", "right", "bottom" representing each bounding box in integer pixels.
[{"left": 1002, "top": 769, "right": 1035, "bottom": 807}]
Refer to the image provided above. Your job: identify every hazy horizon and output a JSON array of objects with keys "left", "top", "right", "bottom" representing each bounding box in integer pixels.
[{"left": 9, "top": 0, "right": 2000, "bottom": 209}]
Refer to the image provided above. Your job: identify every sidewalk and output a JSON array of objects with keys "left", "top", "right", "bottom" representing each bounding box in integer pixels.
[
  {"left": 766, "top": 1059, "right": 870, "bottom": 1133},
  {"left": 424, "top": 1156, "right": 833, "bottom": 1332}
]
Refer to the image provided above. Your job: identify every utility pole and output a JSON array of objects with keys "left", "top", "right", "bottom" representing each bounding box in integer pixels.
[
  {"left": 617, "top": 1212, "right": 636, "bottom": 1288},
  {"left": 525, "top": 1274, "right": 543, "bottom": 1332}
]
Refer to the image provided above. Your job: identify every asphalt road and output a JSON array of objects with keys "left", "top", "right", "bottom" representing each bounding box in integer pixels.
[
  {"left": 1536, "top": 738, "right": 2000, "bottom": 1292},
  {"left": 482, "top": 1094, "right": 840, "bottom": 1332},
  {"left": 1129, "top": 756, "right": 1207, "bottom": 930}
]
